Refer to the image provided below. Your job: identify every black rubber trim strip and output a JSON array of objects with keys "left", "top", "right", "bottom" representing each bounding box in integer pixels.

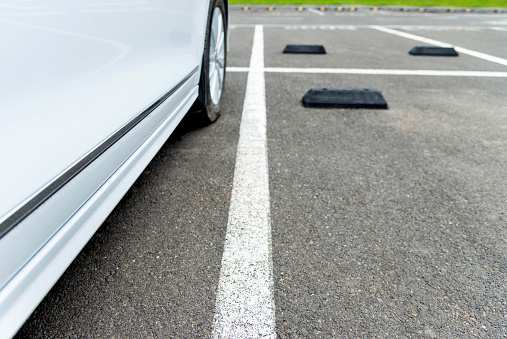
[{"left": 0, "top": 67, "right": 198, "bottom": 239}]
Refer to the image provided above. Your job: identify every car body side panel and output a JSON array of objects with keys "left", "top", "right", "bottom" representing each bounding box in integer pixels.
[
  {"left": 0, "top": 68, "right": 198, "bottom": 289},
  {"left": 0, "top": 0, "right": 208, "bottom": 224},
  {"left": 0, "top": 81, "right": 199, "bottom": 338}
]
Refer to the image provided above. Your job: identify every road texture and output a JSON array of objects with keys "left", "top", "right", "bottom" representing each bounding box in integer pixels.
[{"left": 17, "top": 8, "right": 506, "bottom": 338}]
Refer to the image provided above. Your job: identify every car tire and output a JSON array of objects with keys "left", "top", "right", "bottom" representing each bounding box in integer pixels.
[{"left": 191, "top": 0, "right": 227, "bottom": 124}]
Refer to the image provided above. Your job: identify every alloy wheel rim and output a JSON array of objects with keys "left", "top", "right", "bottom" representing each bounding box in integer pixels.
[{"left": 209, "top": 7, "right": 225, "bottom": 106}]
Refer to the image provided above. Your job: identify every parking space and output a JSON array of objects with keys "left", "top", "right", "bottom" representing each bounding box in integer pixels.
[
  {"left": 267, "top": 72, "right": 506, "bottom": 337},
  {"left": 395, "top": 27, "right": 507, "bottom": 59},
  {"left": 17, "top": 9, "right": 506, "bottom": 338},
  {"left": 261, "top": 26, "right": 507, "bottom": 71}
]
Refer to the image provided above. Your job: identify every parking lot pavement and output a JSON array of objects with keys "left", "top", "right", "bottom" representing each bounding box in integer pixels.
[
  {"left": 230, "top": 7, "right": 507, "bottom": 27},
  {"left": 267, "top": 71, "right": 506, "bottom": 337},
  {"left": 17, "top": 10, "right": 506, "bottom": 338}
]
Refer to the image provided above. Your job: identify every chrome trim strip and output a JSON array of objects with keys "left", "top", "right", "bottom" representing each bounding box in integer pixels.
[{"left": 0, "top": 67, "right": 198, "bottom": 239}]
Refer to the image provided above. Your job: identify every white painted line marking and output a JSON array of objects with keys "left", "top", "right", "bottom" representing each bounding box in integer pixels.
[
  {"left": 230, "top": 24, "right": 492, "bottom": 31},
  {"left": 227, "top": 66, "right": 507, "bottom": 77},
  {"left": 308, "top": 8, "right": 325, "bottom": 16},
  {"left": 372, "top": 25, "right": 507, "bottom": 67},
  {"left": 386, "top": 25, "right": 486, "bottom": 32},
  {"left": 227, "top": 67, "right": 251, "bottom": 72},
  {"left": 212, "top": 25, "right": 275, "bottom": 339}
]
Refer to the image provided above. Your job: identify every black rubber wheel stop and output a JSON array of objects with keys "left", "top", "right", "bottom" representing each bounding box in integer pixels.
[
  {"left": 409, "top": 46, "right": 459, "bottom": 56},
  {"left": 283, "top": 45, "right": 326, "bottom": 54},
  {"left": 302, "top": 88, "right": 388, "bottom": 109}
]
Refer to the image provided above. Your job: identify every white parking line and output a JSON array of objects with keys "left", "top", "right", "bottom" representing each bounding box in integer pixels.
[
  {"left": 212, "top": 25, "right": 276, "bottom": 339},
  {"left": 230, "top": 24, "right": 493, "bottom": 31},
  {"left": 372, "top": 25, "right": 507, "bottom": 67},
  {"left": 227, "top": 67, "right": 507, "bottom": 77},
  {"left": 227, "top": 67, "right": 250, "bottom": 72}
]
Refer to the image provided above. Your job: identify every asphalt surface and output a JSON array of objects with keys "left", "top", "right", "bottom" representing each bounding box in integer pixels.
[{"left": 17, "top": 9, "right": 506, "bottom": 338}]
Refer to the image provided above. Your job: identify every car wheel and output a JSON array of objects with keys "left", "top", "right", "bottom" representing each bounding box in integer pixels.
[{"left": 192, "top": 0, "right": 227, "bottom": 124}]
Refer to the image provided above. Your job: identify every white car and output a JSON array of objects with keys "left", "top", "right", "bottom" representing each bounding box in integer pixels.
[{"left": 0, "top": 0, "right": 227, "bottom": 336}]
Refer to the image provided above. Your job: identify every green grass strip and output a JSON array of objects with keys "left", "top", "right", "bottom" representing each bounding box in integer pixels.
[{"left": 231, "top": 0, "right": 507, "bottom": 8}]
